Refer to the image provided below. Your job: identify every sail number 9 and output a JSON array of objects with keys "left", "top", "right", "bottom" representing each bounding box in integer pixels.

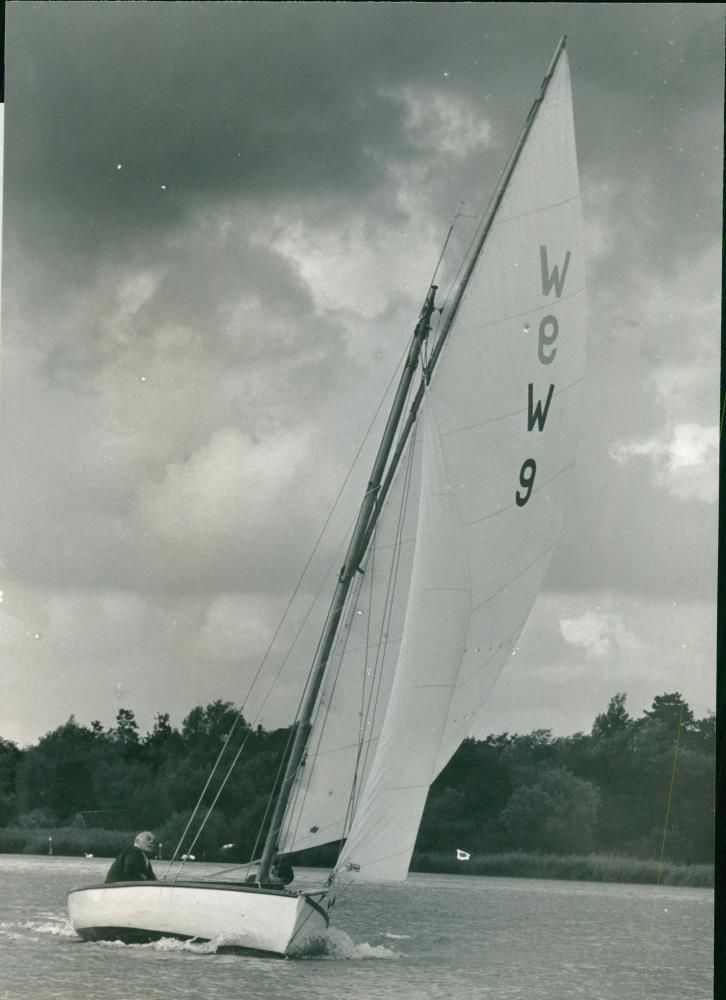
[
  {"left": 516, "top": 459, "right": 537, "bottom": 507},
  {"left": 516, "top": 245, "right": 570, "bottom": 508}
]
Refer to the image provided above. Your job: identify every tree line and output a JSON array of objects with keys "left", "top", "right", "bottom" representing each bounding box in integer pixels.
[{"left": 0, "top": 691, "right": 714, "bottom": 865}]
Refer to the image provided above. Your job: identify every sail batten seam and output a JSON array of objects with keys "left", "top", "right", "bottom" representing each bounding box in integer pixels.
[
  {"left": 442, "top": 375, "right": 585, "bottom": 437},
  {"left": 470, "top": 546, "right": 555, "bottom": 613},
  {"left": 450, "top": 284, "right": 585, "bottom": 337},
  {"left": 462, "top": 461, "right": 575, "bottom": 528},
  {"left": 494, "top": 190, "right": 581, "bottom": 226}
]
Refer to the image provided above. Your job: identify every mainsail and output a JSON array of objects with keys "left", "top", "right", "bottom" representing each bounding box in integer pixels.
[{"left": 278, "top": 41, "right": 585, "bottom": 882}]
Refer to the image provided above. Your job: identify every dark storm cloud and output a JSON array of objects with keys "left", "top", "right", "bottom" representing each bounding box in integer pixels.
[
  {"left": 6, "top": 3, "right": 415, "bottom": 263},
  {"left": 7, "top": 3, "right": 720, "bottom": 269}
]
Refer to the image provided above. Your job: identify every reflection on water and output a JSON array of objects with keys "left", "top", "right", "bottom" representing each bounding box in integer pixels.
[{"left": 1, "top": 855, "right": 713, "bottom": 1000}]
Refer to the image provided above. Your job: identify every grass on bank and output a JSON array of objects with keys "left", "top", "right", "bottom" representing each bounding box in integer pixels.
[
  {"left": 0, "top": 828, "right": 713, "bottom": 888},
  {"left": 412, "top": 850, "right": 713, "bottom": 887}
]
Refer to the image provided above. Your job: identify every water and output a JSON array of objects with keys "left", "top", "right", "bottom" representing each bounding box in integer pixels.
[{"left": 0, "top": 855, "right": 712, "bottom": 1000}]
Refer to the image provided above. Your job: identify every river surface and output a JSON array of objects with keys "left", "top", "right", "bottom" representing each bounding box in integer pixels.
[{"left": 0, "top": 855, "right": 712, "bottom": 1000}]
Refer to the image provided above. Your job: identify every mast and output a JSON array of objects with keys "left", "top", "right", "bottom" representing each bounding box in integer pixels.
[
  {"left": 257, "top": 36, "right": 568, "bottom": 883},
  {"left": 258, "top": 285, "right": 438, "bottom": 882}
]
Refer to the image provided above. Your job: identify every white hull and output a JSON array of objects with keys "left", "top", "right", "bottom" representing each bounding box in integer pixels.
[{"left": 67, "top": 879, "right": 330, "bottom": 956}]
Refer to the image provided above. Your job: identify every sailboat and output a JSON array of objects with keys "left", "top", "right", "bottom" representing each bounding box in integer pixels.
[{"left": 67, "top": 36, "right": 585, "bottom": 956}]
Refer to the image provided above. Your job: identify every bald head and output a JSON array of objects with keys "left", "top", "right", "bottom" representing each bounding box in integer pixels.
[{"left": 134, "top": 831, "right": 157, "bottom": 856}]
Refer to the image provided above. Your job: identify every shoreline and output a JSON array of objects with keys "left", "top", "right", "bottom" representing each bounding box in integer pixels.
[
  {"left": 411, "top": 850, "right": 714, "bottom": 887},
  {"left": 0, "top": 827, "right": 713, "bottom": 889}
]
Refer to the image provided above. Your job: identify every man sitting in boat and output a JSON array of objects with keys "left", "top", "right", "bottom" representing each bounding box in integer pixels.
[
  {"left": 105, "top": 831, "right": 158, "bottom": 883},
  {"left": 243, "top": 856, "right": 294, "bottom": 887},
  {"left": 270, "top": 858, "right": 294, "bottom": 887}
]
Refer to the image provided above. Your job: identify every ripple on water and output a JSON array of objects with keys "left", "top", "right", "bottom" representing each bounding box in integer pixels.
[{"left": 1, "top": 918, "right": 76, "bottom": 938}]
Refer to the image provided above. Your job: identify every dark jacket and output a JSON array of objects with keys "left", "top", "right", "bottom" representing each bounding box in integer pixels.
[{"left": 105, "top": 844, "right": 157, "bottom": 883}]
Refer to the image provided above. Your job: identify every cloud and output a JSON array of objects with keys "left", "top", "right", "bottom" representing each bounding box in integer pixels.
[
  {"left": 137, "top": 425, "right": 313, "bottom": 549},
  {"left": 559, "top": 608, "right": 639, "bottom": 659},
  {"left": 386, "top": 85, "right": 493, "bottom": 157},
  {"left": 478, "top": 590, "right": 715, "bottom": 736},
  {"left": 609, "top": 422, "right": 717, "bottom": 503}
]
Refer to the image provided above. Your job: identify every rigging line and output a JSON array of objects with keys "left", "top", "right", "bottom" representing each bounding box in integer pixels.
[
  {"left": 247, "top": 764, "right": 289, "bottom": 873},
  {"left": 639, "top": 703, "right": 686, "bottom": 1000},
  {"left": 428, "top": 146, "right": 511, "bottom": 334},
  {"left": 178, "top": 725, "right": 259, "bottom": 867},
  {"left": 280, "top": 575, "right": 364, "bottom": 849},
  {"left": 240, "top": 349, "right": 419, "bottom": 855},
  {"left": 237, "top": 330, "right": 420, "bottom": 802},
  {"left": 285, "top": 457, "right": 406, "bottom": 849},
  {"left": 429, "top": 201, "right": 481, "bottom": 312},
  {"left": 352, "top": 393, "right": 420, "bottom": 773},
  {"left": 164, "top": 724, "right": 246, "bottom": 876},
  {"left": 429, "top": 221, "right": 455, "bottom": 290},
  {"left": 358, "top": 529, "right": 378, "bottom": 744},
  {"left": 285, "top": 373, "right": 423, "bottom": 851},
  {"left": 265, "top": 525, "right": 374, "bottom": 852},
  {"left": 352, "top": 415, "right": 418, "bottom": 779},
  {"left": 247, "top": 696, "right": 318, "bottom": 871},
  {"left": 283, "top": 387, "right": 422, "bottom": 853},
  {"left": 344, "top": 415, "right": 421, "bottom": 838},
  {"left": 235, "top": 330, "right": 416, "bottom": 736},
  {"left": 261, "top": 513, "right": 360, "bottom": 743},
  {"left": 435, "top": 221, "right": 481, "bottom": 326}
]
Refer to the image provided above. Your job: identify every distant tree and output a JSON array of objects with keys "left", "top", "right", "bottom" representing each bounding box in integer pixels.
[
  {"left": 499, "top": 767, "right": 600, "bottom": 853},
  {"left": 113, "top": 708, "right": 140, "bottom": 749},
  {"left": 686, "top": 712, "right": 715, "bottom": 754},
  {"left": 416, "top": 787, "right": 468, "bottom": 852},
  {"left": 143, "top": 713, "right": 182, "bottom": 768},
  {"left": 0, "top": 738, "right": 21, "bottom": 826},
  {"left": 159, "top": 808, "right": 234, "bottom": 862},
  {"left": 592, "top": 692, "right": 631, "bottom": 738},
  {"left": 149, "top": 713, "right": 174, "bottom": 740},
  {"left": 15, "top": 718, "right": 98, "bottom": 822},
  {"left": 643, "top": 692, "right": 694, "bottom": 731},
  {"left": 504, "top": 728, "right": 557, "bottom": 778},
  {"left": 181, "top": 701, "right": 248, "bottom": 768}
]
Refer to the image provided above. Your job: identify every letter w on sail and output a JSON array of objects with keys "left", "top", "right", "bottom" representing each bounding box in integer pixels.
[
  {"left": 528, "top": 383, "right": 555, "bottom": 431},
  {"left": 540, "top": 245, "right": 571, "bottom": 298}
]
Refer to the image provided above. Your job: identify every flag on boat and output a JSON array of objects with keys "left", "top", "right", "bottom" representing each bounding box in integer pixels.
[{"left": 456, "top": 849, "right": 471, "bottom": 861}]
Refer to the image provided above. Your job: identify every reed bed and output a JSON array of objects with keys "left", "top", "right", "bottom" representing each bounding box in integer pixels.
[
  {"left": 0, "top": 828, "right": 713, "bottom": 888},
  {"left": 0, "top": 826, "right": 132, "bottom": 859},
  {"left": 412, "top": 850, "right": 714, "bottom": 887}
]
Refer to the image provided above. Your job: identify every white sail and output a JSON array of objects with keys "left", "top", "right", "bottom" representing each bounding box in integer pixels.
[
  {"left": 331, "top": 46, "right": 584, "bottom": 880},
  {"left": 336, "top": 405, "right": 470, "bottom": 879},
  {"left": 431, "top": 45, "right": 585, "bottom": 773}
]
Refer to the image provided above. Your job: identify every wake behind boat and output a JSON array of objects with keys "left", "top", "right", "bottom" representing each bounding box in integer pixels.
[{"left": 68, "top": 36, "right": 585, "bottom": 957}]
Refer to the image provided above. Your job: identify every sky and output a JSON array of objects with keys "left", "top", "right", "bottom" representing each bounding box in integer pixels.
[{"left": 0, "top": 2, "right": 721, "bottom": 747}]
